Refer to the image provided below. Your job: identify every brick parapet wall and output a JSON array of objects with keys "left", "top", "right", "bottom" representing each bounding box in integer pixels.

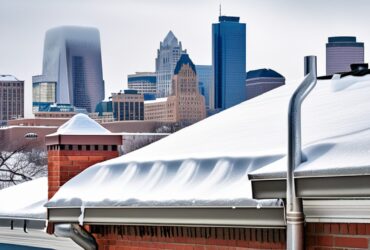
[
  {"left": 48, "top": 147, "right": 119, "bottom": 199},
  {"left": 306, "top": 223, "right": 370, "bottom": 249},
  {"left": 90, "top": 225, "right": 286, "bottom": 250}
]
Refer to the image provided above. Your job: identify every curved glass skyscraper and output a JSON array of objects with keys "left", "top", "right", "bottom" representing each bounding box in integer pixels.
[{"left": 41, "top": 26, "right": 104, "bottom": 112}]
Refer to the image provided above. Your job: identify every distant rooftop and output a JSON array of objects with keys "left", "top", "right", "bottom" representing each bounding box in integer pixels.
[
  {"left": 128, "top": 73, "right": 156, "bottom": 84},
  {"left": 162, "top": 30, "right": 179, "bottom": 47},
  {"left": 327, "top": 36, "right": 364, "bottom": 47},
  {"left": 219, "top": 16, "right": 240, "bottom": 23},
  {"left": 328, "top": 36, "right": 357, "bottom": 43},
  {"left": 174, "top": 54, "right": 196, "bottom": 75},
  {"left": 144, "top": 97, "right": 168, "bottom": 104},
  {"left": 0, "top": 75, "right": 20, "bottom": 82},
  {"left": 246, "top": 69, "right": 284, "bottom": 80}
]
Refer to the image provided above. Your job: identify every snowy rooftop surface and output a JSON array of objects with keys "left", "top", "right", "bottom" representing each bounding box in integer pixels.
[
  {"left": 144, "top": 97, "right": 168, "bottom": 104},
  {"left": 250, "top": 75, "right": 370, "bottom": 179},
  {"left": 0, "top": 178, "right": 47, "bottom": 220},
  {"left": 0, "top": 74, "right": 20, "bottom": 81},
  {"left": 50, "top": 113, "right": 110, "bottom": 135},
  {"left": 47, "top": 75, "right": 370, "bottom": 208}
]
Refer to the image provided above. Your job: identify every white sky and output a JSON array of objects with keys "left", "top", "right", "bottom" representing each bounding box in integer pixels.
[{"left": 0, "top": 0, "right": 369, "bottom": 117}]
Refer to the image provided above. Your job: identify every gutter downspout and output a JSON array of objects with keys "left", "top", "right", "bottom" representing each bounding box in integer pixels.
[
  {"left": 54, "top": 224, "right": 97, "bottom": 250},
  {"left": 287, "top": 55, "right": 317, "bottom": 250}
]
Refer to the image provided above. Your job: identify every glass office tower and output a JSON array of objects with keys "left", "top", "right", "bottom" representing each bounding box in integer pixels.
[
  {"left": 195, "top": 65, "right": 212, "bottom": 109},
  {"left": 41, "top": 26, "right": 104, "bottom": 113},
  {"left": 211, "top": 16, "right": 246, "bottom": 110}
]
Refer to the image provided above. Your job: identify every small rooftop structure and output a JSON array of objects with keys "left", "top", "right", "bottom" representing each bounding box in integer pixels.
[
  {"left": 45, "top": 113, "right": 121, "bottom": 147},
  {"left": 246, "top": 69, "right": 284, "bottom": 80},
  {"left": 52, "top": 113, "right": 110, "bottom": 135},
  {"left": 0, "top": 75, "right": 20, "bottom": 82},
  {"left": 219, "top": 16, "right": 240, "bottom": 22}
]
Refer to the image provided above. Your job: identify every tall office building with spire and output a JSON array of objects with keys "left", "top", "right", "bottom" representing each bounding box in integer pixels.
[
  {"left": 155, "top": 31, "right": 186, "bottom": 97},
  {"left": 211, "top": 16, "right": 246, "bottom": 110}
]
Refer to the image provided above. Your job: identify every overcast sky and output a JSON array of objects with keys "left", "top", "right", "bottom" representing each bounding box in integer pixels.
[{"left": 1, "top": 0, "right": 370, "bottom": 117}]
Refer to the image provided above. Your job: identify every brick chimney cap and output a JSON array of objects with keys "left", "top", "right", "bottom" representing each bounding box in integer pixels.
[{"left": 47, "top": 113, "right": 110, "bottom": 136}]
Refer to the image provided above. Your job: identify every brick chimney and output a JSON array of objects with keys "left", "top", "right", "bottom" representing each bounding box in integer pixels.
[{"left": 45, "top": 114, "right": 122, "bottom": 199}]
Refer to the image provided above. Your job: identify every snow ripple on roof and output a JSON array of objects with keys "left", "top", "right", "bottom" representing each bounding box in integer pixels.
[{"left": 47, "top": 75, "right": 370, "bottom": 208}]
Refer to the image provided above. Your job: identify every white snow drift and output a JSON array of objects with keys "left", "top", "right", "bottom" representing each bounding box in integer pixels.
[
  {"left": 46, "top": 75, "right": 370, "bottom": 208},
  {"left": 0, "top": 177, "right": 47, "bottom": 219}
]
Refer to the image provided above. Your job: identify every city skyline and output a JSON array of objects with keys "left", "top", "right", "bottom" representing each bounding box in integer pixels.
[{"left": 1, "top": 0, "right": 370, "bottom": 117}]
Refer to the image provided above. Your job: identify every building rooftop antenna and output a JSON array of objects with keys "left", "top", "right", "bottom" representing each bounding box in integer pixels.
[{"left": 219, "top": 3, "right": 222, "bottom": 17}]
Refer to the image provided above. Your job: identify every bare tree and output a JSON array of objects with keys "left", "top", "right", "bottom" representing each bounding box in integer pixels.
[
  {"left": 0, "top": 143, "right": 47, "bottom": 189},
  {"left": 122, "top": 134, "right": 168, "bottom": 154}
]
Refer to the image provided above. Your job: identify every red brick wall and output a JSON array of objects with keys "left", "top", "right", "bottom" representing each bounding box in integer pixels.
[
  {"left": 48, "top": 148, "right": 118, "bottom": 199},
  {"left": 306, "top": 223, "right": 370, "bottom": 249},
  {"left": 90, "top": 225, "right": 286, "bottom": 250}
]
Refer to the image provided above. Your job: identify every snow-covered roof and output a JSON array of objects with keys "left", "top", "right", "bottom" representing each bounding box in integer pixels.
[
  {"left": 51, "top": 113, "right": 110, "bottom": 135},
  {"left": 0, "top": 75, "right": 20, "bottom": 82},
  {"left": 0, "top": 178, "right": 47, "bottom": 220},
  {"left": 248, "top": 74, "right": 370, "bottom": 179},
  {"left": 144, "top": 97, "right": 168, "bottom": 104},
  {"left": 46, "top": 75, "right": 370, "bottom": 208}
]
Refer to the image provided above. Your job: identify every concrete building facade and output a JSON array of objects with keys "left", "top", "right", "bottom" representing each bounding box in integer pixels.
[
  {"left": 36, "top": 26, "right": 104, "bottom": 113},
  {"left": 245, "top": 69, "right": 285, "bottom": 101},
  {"left": 145, "top": 54, "right": 206, "bottom": 124},
  {"left": 127, "top": 72, "right": 156, "bottom": 97},
  {"left": 326, "top": 36, "right": 364, "bottom": 75},
  {"left": 0, "top": 75, "right": 24, "bottom": 124},
  {"left": 111, "top": 90, "right": 144, "bottom": 121},
  {"left": 212, "top": 16, "right": 246, "bottom": 110},
  {"left": 155, "top": 31, "right": 186, "bottom": 98}
]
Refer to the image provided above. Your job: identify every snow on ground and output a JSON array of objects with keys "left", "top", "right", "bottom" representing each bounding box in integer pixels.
[
  {"left": 47, "top": 75, "right": 370, "bottom": 208},
  {"left": 51, "top": 113, "right": 110, "bottom": 135},
  {"left": 0, "top": 177, "right": 47, "bottom": 219}
]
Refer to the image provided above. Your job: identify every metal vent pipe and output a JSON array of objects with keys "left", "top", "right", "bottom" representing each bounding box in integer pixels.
[{"left": 286, "top": 56, "right": 317, "bottom": 250}]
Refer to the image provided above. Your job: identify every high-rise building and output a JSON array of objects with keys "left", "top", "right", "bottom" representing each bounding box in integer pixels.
[
  {"left": 195, "top": 65, "right": 213, "bottom": 109},
  {"left": 212, "top": 16, "right": 246, "bottom": 110},
  {"left": 326, "top": 36, "right": 364, "bottom": 75},
  {"left": 155, "top": 31, "right": 186, "bottom": 98},
  {"left": 112, "top": 90, "right": 144, "bottom": 121},
  {"left": 145, "top": 54, "right": 206, "bottom": 124},
  {"left": 127, "top": 72, "right": 156, "bottom": 97},
  {"left": 36, "top": 26, "right": 104, "bottom": 113},
  {"left": 0, "top": 75, "right": 24, "bottom": 123},
  {"left": 32, "top": 75, "right": 56, "bottom": 112},
  {"left": 245, "top": 69, "right": 285, "bottom": 101}
]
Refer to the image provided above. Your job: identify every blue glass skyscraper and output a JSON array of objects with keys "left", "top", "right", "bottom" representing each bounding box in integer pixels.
[
  {"left": 195, "top": 65, "right": 212, "bottom": 109},
  {"left": 211, "top": 16, "right": 246, "bottom": 110}
]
